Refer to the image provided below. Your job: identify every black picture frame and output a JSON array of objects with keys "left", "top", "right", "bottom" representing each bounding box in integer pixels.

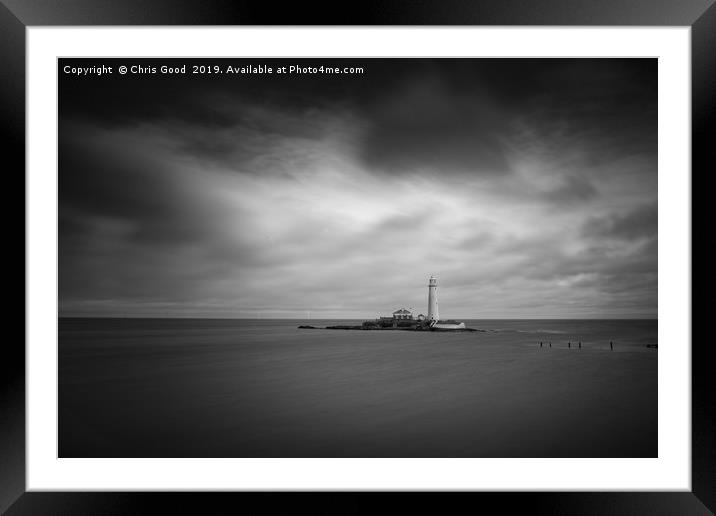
[{"left": 4, "top": 1, "right": 712, "bottom": 514}]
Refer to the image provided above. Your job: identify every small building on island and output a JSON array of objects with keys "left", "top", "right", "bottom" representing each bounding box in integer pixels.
[{"left": 392, "top": 308, "right": 413, "bottom": 320}]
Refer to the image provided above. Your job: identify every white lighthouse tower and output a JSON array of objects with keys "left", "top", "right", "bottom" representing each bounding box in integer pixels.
[{"left": 427, "top": 275, "right": 439, "bottom": 322}]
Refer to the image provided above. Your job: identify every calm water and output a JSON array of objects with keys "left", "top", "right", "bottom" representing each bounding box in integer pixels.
[{"left": 59, "top": 318, "right": 657, "bottom": 457}]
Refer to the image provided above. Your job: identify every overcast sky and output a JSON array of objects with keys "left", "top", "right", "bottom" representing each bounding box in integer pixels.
[{"left": 59, "top": 58, "right": 656, "bottom": 319}]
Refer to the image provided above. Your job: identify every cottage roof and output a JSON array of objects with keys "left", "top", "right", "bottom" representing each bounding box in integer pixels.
[{"left": 393, "top": 308, "right": 412, "bottom": 314}]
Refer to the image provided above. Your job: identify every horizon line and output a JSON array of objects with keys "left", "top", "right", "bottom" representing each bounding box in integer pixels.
[{"left": 57, "top": 315, "right": 659, "bottom": 320}]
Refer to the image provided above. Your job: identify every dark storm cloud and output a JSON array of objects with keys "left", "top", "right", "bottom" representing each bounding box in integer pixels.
[
  {"left": 516, "top": 239, "right": 657, "bottom": 288},
  {"left": 58, "top": 58, "right": 657, "bottom": 318},
  {"left": 356, "top": 77, "right": 511, "bottom": 176},
  {"left": 542, "top": 175, "right": 599, "bottom": 204},
  {"left": 582, "top": 203, "right": 658, "bottom": 241},
  {"left": 59, "top": 130, "right": 175, "bottom": 225},
  {"left": 60, "top": 59, "right": 656, "bottom": 179}
]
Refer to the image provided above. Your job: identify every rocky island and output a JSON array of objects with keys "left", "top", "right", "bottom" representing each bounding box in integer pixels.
[{"left": 298, "top": 275, "right": 482, "bottom": 332}]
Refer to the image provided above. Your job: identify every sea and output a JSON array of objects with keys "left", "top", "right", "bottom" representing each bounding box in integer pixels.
[{"left": 59, "top": 318, "right": 657, "bottom": 458}]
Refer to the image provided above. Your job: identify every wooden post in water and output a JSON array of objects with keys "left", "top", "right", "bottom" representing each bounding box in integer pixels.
[{"left": 610, "top": 341, "right": 613, "bottom": 351}]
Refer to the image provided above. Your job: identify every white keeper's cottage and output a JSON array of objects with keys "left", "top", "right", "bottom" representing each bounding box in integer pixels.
[{"left": 392, "top": 308, "right": 413, "bottom": 320}]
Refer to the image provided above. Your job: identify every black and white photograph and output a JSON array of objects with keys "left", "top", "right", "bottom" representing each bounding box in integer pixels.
[{"left": 58, "top": 57, "right": 658, "bottom": 458}]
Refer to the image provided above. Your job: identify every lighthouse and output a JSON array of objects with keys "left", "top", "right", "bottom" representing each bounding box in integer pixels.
[{"left": 427, "top": 275, "right": 439, "bottom": 322}]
